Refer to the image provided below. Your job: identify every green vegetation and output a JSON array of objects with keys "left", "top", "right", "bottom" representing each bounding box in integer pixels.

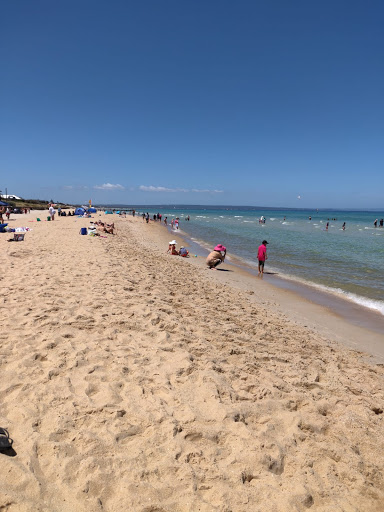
[{"left": 0, "top": 198, "right": 74, "bottom": 210}]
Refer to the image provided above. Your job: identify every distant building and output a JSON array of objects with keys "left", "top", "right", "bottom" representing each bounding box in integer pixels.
[{"left": 1, "top": 194, "right": 22, "bottom": 200}]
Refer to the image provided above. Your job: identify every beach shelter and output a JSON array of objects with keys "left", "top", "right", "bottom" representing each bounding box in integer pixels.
[
  {"left": 75, "top": 207, "right": 86, "bottom": 216},
  {"left": 87, "top": 207, "right": 97, "bottom": 213},
  {"left": 0, "top": 201, "right": 9, "bottom": 206}
]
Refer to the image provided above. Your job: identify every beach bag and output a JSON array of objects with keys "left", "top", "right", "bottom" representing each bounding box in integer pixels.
[
  {"left": 14, "top": 233, "right": 25, "bottom": 241},
  {"left": 80, "top": 227, "right": 87, "bottom": 235},
  {"left": 47, "top": 216, "right": 51, "bottom": 221}
]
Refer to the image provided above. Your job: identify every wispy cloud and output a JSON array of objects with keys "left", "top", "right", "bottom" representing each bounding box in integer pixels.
[
  {"left": 191, "top": 188, "right": 223, "bottom": 193},
  {"left": 61, "top": 185, "right": 88, "bottom": 190},
  {"left": 139, "top": 185, "right": 187, "bottom": 192},
  {"left": 139, "top": 185, "right": 223, "bottom": 193},
  {"left": 94, "top": 183, "right": 125, "bottom": 190}
]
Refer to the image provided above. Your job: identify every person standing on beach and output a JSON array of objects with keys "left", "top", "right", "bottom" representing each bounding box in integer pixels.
[
  {"left": 49, "top": 204, "right": 55, "bottom": 220},
  {"left": 257, "top": 240, "right": 268, "bottom": 277},
  {"left": 342, "top": 222, "right": 346, "bottom": 230},
  {"left": 374, "top": 219, "right": 378, "bottom": 228},
  {"left": 380, "top": 219, "right": 384, "bottom": 227}
]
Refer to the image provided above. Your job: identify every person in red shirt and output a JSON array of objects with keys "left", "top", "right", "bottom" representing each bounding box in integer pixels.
[{"left": 257, "top": 240, "right": 268, "bottom": 276}]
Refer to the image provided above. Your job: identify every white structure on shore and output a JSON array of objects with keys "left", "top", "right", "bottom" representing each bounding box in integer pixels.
[{"left": 0, "top": 194, "right": 22, "bottom": 200}]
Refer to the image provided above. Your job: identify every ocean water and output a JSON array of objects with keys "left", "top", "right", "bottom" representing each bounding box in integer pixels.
[{"left": 120, "top": 206, "right": 384, "bottom": 315}]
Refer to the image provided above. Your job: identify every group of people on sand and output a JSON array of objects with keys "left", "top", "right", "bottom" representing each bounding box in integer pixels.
[
  {"left": 90, "top": 220, "right": 115, "bottom": 234},
  {"left": 166, "top": 240, "right": 189, "bottom": 257},
  {"left": 205, "top": 240, "right": 269, "bottom": 277},
  {"left": 169, "top": 239, "right": 269, "bottom": 277},
  {"left": 0, "top": 206, "right": 31, "bottom": 222},
  {"left": 374, "top": 219, "right": 384, "bottom": 228}
]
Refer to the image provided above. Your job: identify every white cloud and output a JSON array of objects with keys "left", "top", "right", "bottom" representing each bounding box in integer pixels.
[
  {"left": 191, "top": 188, "right": 223, "bottom": 193},
  {"left": 94, "top": 183, "right": 125, "bottom": 190},
  {"left": 62, "top": 185, "right": 88, "bottom": 190},
  {"left": 140, "top": 185, "right": 223, "bottom": 193},
  {"left": 139, "top": 185, "right": 188, "bottom": 192}
]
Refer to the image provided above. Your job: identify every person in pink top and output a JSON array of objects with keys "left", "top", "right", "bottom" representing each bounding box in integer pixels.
[{"left": 257, "top": 240, "right": 268, "bottom": 276}]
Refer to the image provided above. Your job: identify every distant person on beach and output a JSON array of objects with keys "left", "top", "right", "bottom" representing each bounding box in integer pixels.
[
  {"left": 5, "top": 208, "right": 10, "bottom": 220},
  {"left": 179, "top": 246, "right": 189, "bottom": 257},
  {"left": 0, "top": 206, "right": 5, "bottom": 223},
  {"left": 104, "top": 222, "right": 115, "bottom": 234},
  {"left": 326, "top": 222, "right": 329, "bottom": 231},
  {"left": 167, "top": 240, "right": 179, "bottom": 255},
  {"left": 164, "top": 217, "right": 167, "bottom": 225},
  {"left": 49, "top": 205, "right": 55, "bottom": 220},
  {"left": 146, "top": 213, "right": 149, "bottom": 224},
  {"left": 257, "top": 240, "right": 268, "bottom": 277},
  {"left": 206, "top": 244, "right": 226, "bottom": 270},
  {"left": 342, "top": 222, "right": 346, "bottom": 231},
  {"left": 380, "top": 219, "right": 384, "bottom": 227},
  {"left": 374, "top": 219, "right": 378, "bottom": 227}
]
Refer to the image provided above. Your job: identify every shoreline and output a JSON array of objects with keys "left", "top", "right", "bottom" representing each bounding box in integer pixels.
[
  {"left": 130, "top": 207, "right": 384, "bottom": 317},
  {"left": 1, "top": 210, "right": 383, "bottom": 511},
  {"left": 152, "top": 220, "right": 384, "bottom": 362},
  {"left": 173, "top": 223, "right": 384, "bottom": 321}
]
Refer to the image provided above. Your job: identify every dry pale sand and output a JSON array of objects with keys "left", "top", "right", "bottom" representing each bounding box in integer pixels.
[{"left": 0, "top": 211, "right": 383, "bottom": 512}]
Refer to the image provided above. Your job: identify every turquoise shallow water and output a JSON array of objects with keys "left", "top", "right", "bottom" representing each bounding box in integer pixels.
[{"left": 117, "top": 206, "right": 384, "bottom": 315}]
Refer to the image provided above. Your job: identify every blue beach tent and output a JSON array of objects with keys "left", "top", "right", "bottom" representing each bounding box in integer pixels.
[
  {"left": 75, "top": 207, "right": 86, "bottom": 216},
  {"left": 88, "top": 207, "right": 97, "bottom": 213}
]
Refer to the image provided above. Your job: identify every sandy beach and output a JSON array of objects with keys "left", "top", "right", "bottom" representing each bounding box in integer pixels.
[{"left": 0, "top": 211, "right": 383, "bottom": 512}]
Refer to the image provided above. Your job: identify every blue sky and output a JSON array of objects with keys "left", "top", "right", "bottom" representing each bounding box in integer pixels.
[{"left": 1, "top": 0, "right": 383, "bottom": 207}]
